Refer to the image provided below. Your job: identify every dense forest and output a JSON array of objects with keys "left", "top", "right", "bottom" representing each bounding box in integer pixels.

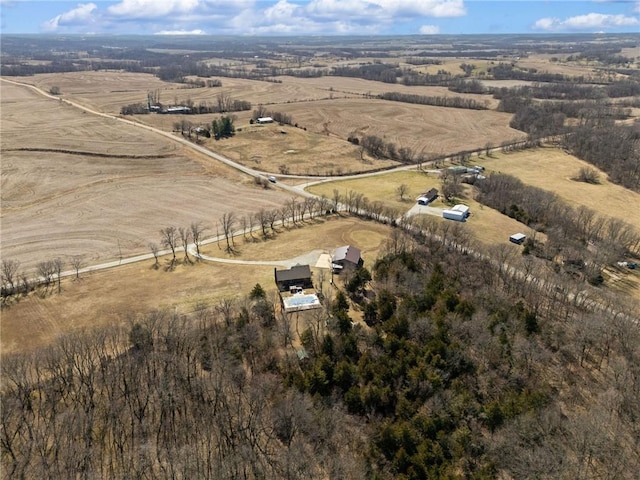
[{"left": 2, "top": 217, "right": 639, "bottom": 479}]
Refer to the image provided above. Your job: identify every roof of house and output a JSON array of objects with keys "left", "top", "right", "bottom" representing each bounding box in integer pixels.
[
  {"left": 275, "top": 264, "right": 311, "bottom": 283},
  {"left": 334, "top": 245, "right": 362, "bottom": 265},
  {"left": 510, "top": 233, "right": 527, "bottom": 240},
  {"left": 423, "top": 188, "right": 438, "bottom": 199}
]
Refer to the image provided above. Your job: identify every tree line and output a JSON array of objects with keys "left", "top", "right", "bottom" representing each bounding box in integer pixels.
[{"left": 378, "top": 91, "right": 488, "bottom": 110}]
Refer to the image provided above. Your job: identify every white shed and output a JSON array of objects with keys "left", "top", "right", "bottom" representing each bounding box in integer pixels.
[
  {"left": 257, "top": 117, "right": 274, "bottom": 124},
  {"left": 509, "top": 233, "right": 527, "bottom": 245},
  {"left": 443, "top": 209, "right": 466, "bottom": 221},
  {"left": 451, "top": 204, "right": 470, "bottom": 217}
]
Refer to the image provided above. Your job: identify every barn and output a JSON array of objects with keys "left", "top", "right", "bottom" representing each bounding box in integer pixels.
[{"left": 333, "top": 245, "right": 363, "bottom": 269}]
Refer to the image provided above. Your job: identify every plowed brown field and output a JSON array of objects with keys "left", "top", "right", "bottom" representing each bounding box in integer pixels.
[{"left": 1, "top": 81, "right": 292, "bottom": 273}]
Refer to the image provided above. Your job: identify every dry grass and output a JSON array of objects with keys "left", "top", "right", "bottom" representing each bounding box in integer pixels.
[
  {"left": 1, "top": 215, "right": 392, "bottom": 355},
  {"left": 479, "top": 146, "right": 640, "bottom": 232},
  {"left": 138, "top": 116, "right": 398, "bottom": 176},
  {"left": 274, "top": 98, "right": 523, "bottom": 157},
  {"left": 200, "top": 214, "right": 390, "bottom": 265},
  {"left": 306, "top": 170, "right": 537, "bottom": 247},
  {"left": 307, "top": 170, "right": 440, "bottom": 213},
  {"left": 1, "top": 81, "right": 293, "bottom": 273}
]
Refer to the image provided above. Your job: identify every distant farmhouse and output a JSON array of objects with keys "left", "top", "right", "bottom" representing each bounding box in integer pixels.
[
  {"left": 257, "top": 116, "right": 274, "bottom": 124},
  {"left": 333, "top": 245, "right": 363, "bottom": 270}
]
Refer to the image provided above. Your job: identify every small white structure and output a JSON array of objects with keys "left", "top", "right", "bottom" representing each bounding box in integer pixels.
[
  {"left": 257, "top": 116, "right": 273, "bottom": 124},
  {"left": 443, "top": 209, "right": 466, "bottom": 221},
  {"left": 443, "top": 204, "right": 470, "bottom": 221},
  {"left": 509, "top": 233, "right": 527, "bottom": 245}
]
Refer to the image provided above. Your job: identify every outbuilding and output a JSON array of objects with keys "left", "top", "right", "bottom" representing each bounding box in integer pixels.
[
  {"left": 417, "top": 188, "right": 438, "bottom": 205},
  {"left": 257, "top": 116, "right": 274, "bottom": 124},
  {"left": 443, "top": 209, "right": 466, "bottom": 221},
  {"left": 443, "top": 204, "right": 470, "bottom": 221},
  {"left": 333, "top": 245, "right": 363, "bottom": 269},
  {"left": 509, "top": 233, "right": 527, "bottom": 245}
]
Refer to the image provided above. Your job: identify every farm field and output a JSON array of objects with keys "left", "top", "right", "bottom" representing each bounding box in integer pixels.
[
  {"left": 480, "top": 146, "right": 640, "bottom": 232},
  {"left": 11, "top": 71, "right": 523, "bottom": 162},
  {"left": 1, "top": 215, "right": 392, "bottom": 355},
  {"left": 0, "top": 80, "right": 293, "bottom": 273},
  {"left": 271, "top": 98, "right": 522, "bottom": 157}
]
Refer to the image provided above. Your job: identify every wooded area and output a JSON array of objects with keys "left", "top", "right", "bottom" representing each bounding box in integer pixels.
[{"left": 2, "top": 217, "right": 639, "bottom": 479}]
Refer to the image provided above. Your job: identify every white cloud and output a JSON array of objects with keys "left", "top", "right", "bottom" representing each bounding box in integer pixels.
[
  {"left": 264, "top": 0, "right": 300, "bottom": 22},
  {"left": 307, "top": 0, "right": 466, "bottom": 19},
  {"left": 42, "top": 3, "right": 97, "bottom": 32},
  {"left": 419, "top": 24, "right": 440, "bottom": 34},
  {"left": 534, "top": 12, "right": 639, "bottom": 31},
  {"left": 107, "top": 0, "right": 201, "bottom": 19},
  {"left": 155, "top": 29, "right": 206, "bottom": 35}
]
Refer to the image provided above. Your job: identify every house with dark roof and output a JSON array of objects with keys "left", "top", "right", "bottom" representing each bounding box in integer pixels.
[
  {"left": 274, "top": 265, "right": 313, "bottom": 292},
  {"left": 417, "top": 188, "right": 438, "bottom": 205},
  {"left": 333, "top": 245, "right": 363, "bottom": 269}
]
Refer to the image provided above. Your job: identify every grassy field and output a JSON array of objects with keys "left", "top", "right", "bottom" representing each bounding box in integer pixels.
[
  {"left": 478, "top": 146, "right": 640, "bottom": 232},
  {"left": 270, "top": 98, "right": 522, "bottom": 157},
  {"left": 137, "top": 116, "right": 400, "bottom": 176},
  {"left": 307, "top": 170, "right": 440, "bottom": 213},
  {"left": 306, "top": 169, "right": 537, "bottom": 247},
  {"left": 1, "top": 215, "right": 392, "bottom": 355}
]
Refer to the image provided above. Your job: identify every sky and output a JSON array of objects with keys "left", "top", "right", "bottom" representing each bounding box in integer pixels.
[{"left": 0, "top": 0, "right": 639, "bottom": 36}]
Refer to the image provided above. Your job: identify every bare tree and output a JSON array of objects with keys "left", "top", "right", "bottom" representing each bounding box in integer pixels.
[
  {"left": 240, "top": 216, "right": 249, "bottom": 239},
  {"left": 70, "top": 255, "right": 84, "bottom": 279},
  {"left": 160, "top": 226, "right": 178, "bottom": 264},
  {"left": 1, "top": 258, "right": 20, "bottom": 293},
  {"left": 267, "top": 210, "right": 278, "bottom": 234},
  {"left": 248, "top": 213, "right": 256, "bottom": 240},
  {"left": 220, "top": 212, "right": 236, "bottom": 253},
  {"left": 255, "top": 210, "right": 269, "bottom": 239},
  {"left": 53, "top": 258, "right": 64, "bottom": 294},
  {"left": 332, "top": 189, "right": 341, "bottom": 212},
  {"left": 396, "top": 183, "right": 409, "bottom": 201},
  {"left": 37, "top": 260, "right": 55, "bottom": 288},
  {"left": 179, "top": 227, "right": 191, "bottom": 263},
  {"left": 190, "top": 221, "right": 206, "bottom": 257},
  {"left": 441, "top": 169, "right": 463, "bottom": 202},
  {"left": 149, "top": 242, "right": 160, "bottom": 268},
  {"left": 485, "top": 141, "right": 493, "bottom": 157}
]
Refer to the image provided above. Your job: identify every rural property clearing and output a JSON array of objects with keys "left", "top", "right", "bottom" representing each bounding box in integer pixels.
[{"left": 1, "top": 215, "right": 391, "bottom": 355}]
